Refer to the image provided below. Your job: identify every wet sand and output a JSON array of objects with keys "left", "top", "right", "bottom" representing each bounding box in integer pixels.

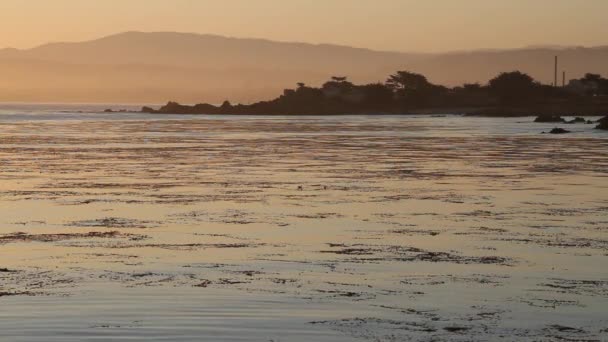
[{"left": 0, "top": 111, "right": 607, "bottom": 341}]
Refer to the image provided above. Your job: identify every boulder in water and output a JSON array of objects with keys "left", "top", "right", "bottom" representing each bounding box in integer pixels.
[
  {"left": 547, "top": 128, "right": 571, "bottom": 134},
  {"left": 596, "top": 116, "right": 608, "bottom": 130}
]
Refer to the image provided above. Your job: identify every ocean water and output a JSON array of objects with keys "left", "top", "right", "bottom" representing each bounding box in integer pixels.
[{"left": 0, "top": 104, "right": 607, "bottom": 341}]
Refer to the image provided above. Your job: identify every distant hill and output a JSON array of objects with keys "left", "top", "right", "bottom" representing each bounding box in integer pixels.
[{"left": 0, "top": 31, "right": 607, "bottom": 103}]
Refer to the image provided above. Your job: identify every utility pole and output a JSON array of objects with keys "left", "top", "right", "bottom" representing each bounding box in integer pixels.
[{"left": 554, "top": 56, "right": 558, "bottom": 88}]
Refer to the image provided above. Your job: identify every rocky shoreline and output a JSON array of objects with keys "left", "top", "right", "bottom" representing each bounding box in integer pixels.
[{"left": 137, "top": 102, "right": 608, "bottom": 118}]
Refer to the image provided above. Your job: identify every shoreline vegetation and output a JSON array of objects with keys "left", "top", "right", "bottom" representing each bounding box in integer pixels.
[
  {"left": 110, "top": 69, "right": 608, "bottom": 130},
  {"left": 137, "top": 70, "right": 608, "bottom": 120}
]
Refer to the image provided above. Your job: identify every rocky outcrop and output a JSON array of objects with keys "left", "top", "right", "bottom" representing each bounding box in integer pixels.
[
  {"left": 546, "top": 128, "right": 571, "bottom": 134},
  {"left": 534, "top": 115, "right": 565, "bottom": 123},
  {"left": 596, "top": 116, "right": 608, "bottom": 130}
]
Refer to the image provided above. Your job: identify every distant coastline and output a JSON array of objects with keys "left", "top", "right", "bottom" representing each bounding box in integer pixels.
[
  {"left": 134, "top": 106, "right": 608, "bottom": 117},
  {"left": 139, "top": 70, "right": 608, "bottom": 117}
]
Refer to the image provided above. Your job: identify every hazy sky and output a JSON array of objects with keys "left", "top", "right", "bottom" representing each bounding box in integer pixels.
[{"left": 2, "top": 0, "right": 607, "bottom": 52}]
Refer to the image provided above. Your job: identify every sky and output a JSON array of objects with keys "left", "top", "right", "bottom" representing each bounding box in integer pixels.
[{"left": 1, "top": 0, "right": 607, "bottom": 52}]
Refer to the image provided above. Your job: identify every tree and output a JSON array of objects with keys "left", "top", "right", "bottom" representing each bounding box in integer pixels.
[
  {"left": 296, "top": 82, "right": 306, "bottom": 89},
  {"left": 322, "top": 76, "right": 354, "bottom": 97},
  {"left": 582, "top": 73, "right": 602, "bottom": 83},
  {"left": 386, "top": 71, "right": 432, "bottom": 92},
  {"left": 463, "top": 83, "right": 482, "bottom": 91},
  {"left": 386, "top": 71, "right": 443, "bottom": 108},
  {"left": 218, "top": 100, "right": 233, "bottom": 113},
  {"left": 580, "top": 73, "right": 608, "bottom": 95},
  {"left": 359, "top": 83, "right": 394, "bottom": 109},
  {"left": 488, "top": 71, "right": 539, "bottom": 104}
]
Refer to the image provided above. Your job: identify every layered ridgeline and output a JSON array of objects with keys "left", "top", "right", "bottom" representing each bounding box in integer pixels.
[
  {"left": 1, "top": 31, "right": 608, "bottom": 103},
  {"left": 143, "top": 71, "right": 608, "bottom": 117}
]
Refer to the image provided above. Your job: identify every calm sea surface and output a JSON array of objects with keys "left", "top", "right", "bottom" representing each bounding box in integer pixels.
[{"left": 1, "top": 104, "right": 607, "bottom": 341}]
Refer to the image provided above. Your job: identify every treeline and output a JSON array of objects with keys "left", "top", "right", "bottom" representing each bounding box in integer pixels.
[{"left": 143, "top": 71, "right": 608, "bottom": 115}]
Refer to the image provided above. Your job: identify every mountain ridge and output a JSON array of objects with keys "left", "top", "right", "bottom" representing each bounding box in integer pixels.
[
  {"left": 7, "top": 31, "right": 607, "bottom": 58},
  {"left": 1, "top": 31, "right": 607, "bottom": 103}
]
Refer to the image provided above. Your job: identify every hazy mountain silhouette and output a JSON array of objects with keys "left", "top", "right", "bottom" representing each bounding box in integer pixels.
[{"left": 1, "top": 31, "right": 607, "bottom": 103}]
